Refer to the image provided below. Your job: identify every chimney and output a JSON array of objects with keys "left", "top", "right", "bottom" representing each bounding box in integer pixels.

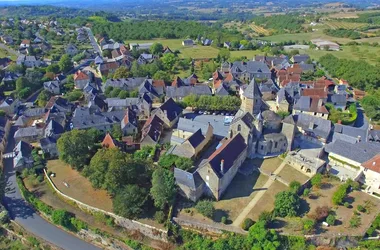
[
  {"left": 358, "top": 135, "right": 361, "bottom": 142},
  {"left": 221, "top": 159, "right": 225, "bottom": 174},
  {"left": 308, "top": 122, "right": 314, "bottom": 130},
  {"left": 318, "top": 98, "right": 323, "bottom": 107}
]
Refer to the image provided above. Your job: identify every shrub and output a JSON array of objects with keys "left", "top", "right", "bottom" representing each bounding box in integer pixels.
[
  {"left": 332, "top": 183, "right": 350, "bottom": 205},
  {"left": 195, "top": 200, "right": 214, "bottom": 218},
  {"left": 221, "top": 216, "right": 227, "bottom": 224},
  {"left": 289, "top": 181, "right": 301, "bottom": 194},
  {"left": 241, "top": 218, "right": 254, "bottom": 231},
  {"left": 0, "top": 210, "right": 9, "bottom": 225},
  {"left": 70, "top": 217, "right": 88, "bottom": 232},
  {"left": 344, "top": 202, "right": 350, "bottom": 208},
  {"left": 274, "top": 191, "right": 300, "bottom": 217},
  {"left": 326, "top": 214, "right": 336, "bottom": 226},
  {"left": 311, "top": 173, "right": 322, "bottom": 188},
  {"left": 347, "top": 179, "right": 360, "bottom": 190},
  {"left": 303, "top": 188, "right": 310, "bottom": 197},
  {"left": 51, "top": 209, "right": 72, "bottom": 229},
  {"left": 258, "top": 211, "right": 273, "bottom": 225},
  {"left": 357, "top": 205, "right": 366, "bottom": 213},
  {"left": 303, "top": 219, "right": 316, "bottom": 233},
  {"left": 36, "top": 175, "right": 44, "bottom": 183},
  {"left": 154, "top": 211, "right": 166, "bottom": 224},
  {"left": 311, "top": 206, "right": 330, "bottom": 222},
  {"left": 349, "top": 215, "right": 361, "bottom": 228},
  {"left": 366, "top": 226, "right": 375, "bottom": 236}
]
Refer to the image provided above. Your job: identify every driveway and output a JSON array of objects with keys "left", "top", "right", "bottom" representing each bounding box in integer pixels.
[
  {"left": 84, "top": 27, "right": 102, "bottom": 55},
  {"left": 2, "top": 126, "right": 100, "bottom": 250}
]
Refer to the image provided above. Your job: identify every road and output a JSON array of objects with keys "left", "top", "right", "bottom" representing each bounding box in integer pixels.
[
  {"left": 84, "top": 27, "right": 102, "bottom": 55},
  {"left": 2, "top": 126, "right": 101, "bottom": 250}
]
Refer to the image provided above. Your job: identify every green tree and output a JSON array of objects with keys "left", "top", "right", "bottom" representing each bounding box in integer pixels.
[
  {"left": 310, "top": 173, "right": 322, "bottom": 188},
  {"left": 113, "top": 66, "right": 132, "bottom": 79},
  {"left": 246, "top": 221, "right": 280, "bottom": 250},
  {"left": 16, "top": 77, "right": 29, "bottom": 92},
  {"left": 241, "top": 218, "right": 255, "bottom": 231},
  {"left": 274, "top": 191, "right": 300, "bottom": 217},
  {"left": 195, "top": 200, "right": 214, "bottom": 218},
  {"left": 153, "top": 70, "right": 171, "bottom": 83},
  {"left": 57, "top": 130, "right": 94, "bottom": 170},
  {"left": 37, "top": 89, "right": 52, "bottom": 107},
  {"left": 150, "top": 42, "right": 164, "bottom": 55},
  {"left": 303, "top": 219, "right": 315, "bottom": 233},
  {"left": 113, "top": 185, "right": 148, "bottom": 219},
  {"left": 58, "top": 54, "right": 73, "bottom": 73},
  {"left": 217, "top": 48, "right": 230, "bottom": 62},
  {"left": 46, "top": 64, "right": 60, "bottom": 74},
  {"left": 150, "top": 168, "right": 176, "bottom": 209},
  {"left": 111, "top": 125, "right": 122, "bottom": 140},
  {"left": 51, "top": 209, "right": 72, "bottom": 229},
  {"left": 289, "top": 181, "right": 301, "bottom": 194},
  {"left": 326, "top": 214, "right": 336, "bottom": 225},
  {"left": 161, "top": 53, "right": 177, "bottom": 71},
  {"left": 117, "top": 90, "right": 129, "bottom": 99}
]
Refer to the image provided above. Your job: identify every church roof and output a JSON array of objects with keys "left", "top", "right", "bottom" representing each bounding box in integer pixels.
[{"left": 243, "top": 78, "right": 262, "bottom": 99}]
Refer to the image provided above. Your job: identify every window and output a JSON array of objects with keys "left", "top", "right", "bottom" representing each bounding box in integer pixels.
[
  {"left": 274, "top": 142, "right": 278, "bottom": 148},
  {"left": 206, "top": 175, "right": 209, "bottom": 181},
  {"left": 261, "top": 145, "right": 264, "bottom": 150},
  {"left": 237, "top": 124, "right": 241, "bottom": 132}
]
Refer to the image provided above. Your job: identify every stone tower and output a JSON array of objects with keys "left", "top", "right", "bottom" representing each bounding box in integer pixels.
[
  {"left": 239, "top": 78, "right": 263, "bottom": 116},
  {"left": 281, "top": 115, "right": 296, "bottom": 151}
]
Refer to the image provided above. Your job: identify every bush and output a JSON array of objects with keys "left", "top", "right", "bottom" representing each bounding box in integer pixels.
[
  {"left": 154, "top": 211, "right": 166, "bottom": 224},
  {"left": 51, "top": 209, "right": 72, "bottom": 229},
  {"left": 332, "top": 183, "right": 350, "bottom": 205},
  {"left": 289, "top": 181, "right": 301, "bottom": 194},
  {"left": 303, "top": 219, "right": 315, "bottom": 233},
  {"left": 195, "top": 200, "right": 214, "bottom": 218},
  {"left": 274, "top": 191, "right": 300, "bottom": 217},
  {"left": 311, "top": 206, "right": 330, "bottom": 222},
  {"left": 347, "top": 179, "right": 360, "bottom": 190},
  {"left": 70, "top": 217, "right": 88, "bottom": 232},
  {"left": 349, "top": 215, "right": 361, "bottom": 228},
  {"left": 303, "top": 188, "right": 310, "bottom": 197},
  {"left": 0, "top": 210, "right": 9, "bottom": 225},
  {"left": 326, "top": 214, "right": 336, "bottom": 226},
  {"left": 258, "top": 211, "right": 273, "bottom": 225},
  {"left": 311, "top": 173, "right": 322, "bottom": 188},
  {"left": 357, "top": 205, "right": 366, "bottom": 213},
  {"left": 366, "top": 226, "right": 375, "bottom": 236},
  {"left": 241, "top": 218, "right": 254, "bottom": 231},
  {"left": 344, "top": 202, "right": 350, "bottom": 208},
  {"left": 36, "top": 175, "right": 44, "bottom": 183},
  {"left": 221, "top": 216, "right": 227, "bottom": 224}
]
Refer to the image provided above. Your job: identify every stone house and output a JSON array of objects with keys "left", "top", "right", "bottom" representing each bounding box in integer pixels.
[
  {"left": 257, "top": 133, "right": 287, "bottom": 156},
  {"left": 40, "top": 137, "right": 59, "bottom": 158},
  {"left": 13, "top": 141, "right": 33, "bottom": 169},
  {"left": 293, "top": 96, "right": 329, "bottom": 120},
  {"left": 229, "top": 61, "right": 271, "bottom": 82},
  {"left": 140, "top": 115, "right": 164, "bottom": 146},
  {"left": 0, "top": 97, "right": 19, "bottom": 115},
  {"left": 14, "top": 126, "right": 44, "bottom": 143},
  {"left": 152, "top": 98, "right": 183, "bottom": 129},
  {"left": 74, "top": 70, "right": 91, "bottom": 89},
  {"left": 358, "top": 154, "right": 380, "bottom": 197},
  {"left": 0, "top": 116, "right": 11, "bottom": 159},
  {"left": 43, "top": 80, "right": 60, "bottom": 94},
  {"left": 174, "top": 168, "right": 204, "bottom": 202},
  {"left": 121, "top": 108, "right": 138, "bottom": 136}
]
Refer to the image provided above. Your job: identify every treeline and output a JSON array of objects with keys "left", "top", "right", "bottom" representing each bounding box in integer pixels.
[
  {"left": 345, "top": 12, "right": 380, "bottom": 25},
  {"left": 0, "top": 5, "right": 94, "bottom": 19},
  {"left": 91, "top": 20, "right": 241, "bottom": 41},
  {"left": 183, "top": 94, "right": 241, "bottom": 111},
  {"left": 252, "top": 14, "right": 305, "bottom": 33},
  {"left": 361, "top": 89, "right": 380, "bottom": 121},
  {"left": 318, "top": 54, "right": 380, "bottom": 90},
  {"left": 323, "top": 28, "right": 364, "bottom": 40}
]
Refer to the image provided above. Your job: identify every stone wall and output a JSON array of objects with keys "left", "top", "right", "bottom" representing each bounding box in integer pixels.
[
  {"left": 44, "top": 169, "right": 168, "bottom": 242},
  {"left": 173, "top": 217, "right": 246, "bottom": 235}
]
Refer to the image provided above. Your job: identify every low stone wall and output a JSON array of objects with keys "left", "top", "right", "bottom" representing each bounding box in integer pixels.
[
  {"left": 173, "top": 217, "right": 246, "bottom": 235},
  {"left": 44, "top": 169, "right": 168, "bottom": 242}
]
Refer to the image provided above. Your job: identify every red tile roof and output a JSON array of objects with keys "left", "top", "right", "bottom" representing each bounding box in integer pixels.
[
  {"left": 153, "top": 80, "right": 165, "bottom": 88},
  {"left": 362, "top": 154, "right": 380, "bottom": 173},
  {"left": 21, "top": 39, "right": 30, "bottom": 45},
  {"left": 74, "top": 70, "right": 89, "bottom": 81},
  {"left": 302, "top": 88, "right": 328, "bottom": 99},
  {"left": 102, "top": 133, "right": 118, "bottom": 148}
]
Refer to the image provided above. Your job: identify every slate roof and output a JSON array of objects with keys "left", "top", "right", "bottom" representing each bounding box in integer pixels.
[
  {"left": 328, "top": 94, "right": 347, "bottom": 106},
  {"left": 292, "top": 54, "right": 310, "bottom": 63},
  {"left": 206, "top": 133, "right": 247, "bottom": 178},
  {"left": 106, "top": 98, "right": 140, "bottom": 108},
  {"left": 215, "top": 84, "right": 229, "bottom": 96},
  {"left": 174, "top": 168, "right": 203, "bottom": 190},
  {"left": 105, "top": 77, "right": 146, "bottom": 90},
  {"left": 232, "top": 112, "right": 255, "bottom": 129},
  {"left": 231, "top": 61, "right": 270, "bottom": 75},
  {"left": 333, "top": 124, "right": 368, "bottom": 144},
  {"left": 14, "top": 126, "right": 42, "bottom": 139},
  {"left": 243, "top": 78, "right": 262, "bottom": 99},
  {"left": 166, "top": 85, "right": 212, "bottom": 99},
  {"left": 44, "top": 119, "right": 64, "bottom": 137},
  {"left": 294, "top": 113, "right": 332, "bottom": 140},
  {"left": 141, "top": 115, "right": 164, "bottom": 143},
  {"left": 177, "top": 117, "right": 227, "bottom": 138},
  {"left": 299, "top": 63, "right": 314, "bottom": 72},
  {"left": 368, "top": 130, "right": 380, "bottom": 142},
  {"left": 23, "top": 108, "right": 45, "bottom": 118},
  {"left": 294, "top": 96, "right": 329, "bottom": 114},
  {"left": 157, "top": 98, "right": 183, "bottom": 122},
  {"left": 13, "top": 140, "right": 32, "bottom": 164},
  {"left": 139, "top": 79, "right": 160, "bottom": 97},
  {"left": 71, "top": 107, "right": 125, "bottom": 130},
  {"left": 122, "top": 108, "right": 138, "bottom": 128},
  {"left": 40, "top": 137, "right": 57, "bottom": 148},
  {"left": 325, "top": 140, "right": 380, "bottom": 164},
  {"left": 187, "top": 129, "right": 205, "bottom": 148}
]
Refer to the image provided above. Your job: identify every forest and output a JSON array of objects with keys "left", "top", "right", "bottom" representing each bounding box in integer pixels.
[
  {"left": 252, "top": 14, "right": 305, "bottom": 33},
  {"left": 323, "top": 28, "right": 364, "bottom": 40},
  {"left": 91, "top": 20, "right": 242, "bottom": 42},
  {"left": 346, "top": 12, "right": 380, "bottom": 25}
]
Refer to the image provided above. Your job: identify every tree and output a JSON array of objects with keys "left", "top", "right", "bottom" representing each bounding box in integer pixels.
[
  {"left": 311, "top": 206, "right": 330, "bottom": 222},
  {"left": 218, "top": 48, "right": 230, "bottom": 62},
  {"left": 289, "top": 181, "right": 301, "bottom": 194},
  {"left": 46, "top": 64, "right": 60, "bottom": 74},
  {"left": 52, "top": 209, "right": 72, "bottom": 228},
  {"left": 150, "top": 168, "right": 176, "bottom": 209},
  {"left": 241, "top": 218, "right": 254, "bottom": 230},
  {"left": 274, "top": 191, "right": 300, "bottom": 217},
  {"left": 303, "top": 188, "right": 310, "bottom": 197},
  {"left": 303, "top": 219, "right": 315, "bottom": 233},
  {"left": 58, "top": 54, "right": 73, "bottom": 73},
  {"left": 16, "top": 77, "right": 29, "bottom": 92},
  {"left": 113, "top": 185, "right": 147, "bottom": 219},
  {"left": 111, "top": 125, "right": 122, "bottom": 140},
  {"left": 246, "top": 221, "right": 280, "bottom": 250},
  {"left": 332, "top": 183, "right": 349, "bottom": 205},
  {"left": 150, "top": 42, "right": 164, "bottom": 55},
  {"left": 258, "top": 211, "right": 273, "bottom": 226},
  {"left": 326, "top": 214, "right": 335, "bottom": 226},
  {"left": 37, "top": 89, "right": 52, "bottom": 107},
  {"left": 195, "top": 200, "right": 214, "bottom": 218},
  {"left": 102, "top": 50, "right": 111, "bottom": 58},
  {"left": 310, "top": 173, "right": 322, "bottom": 188},
  {"left": 161, "top": 53, "right": 177, "bottom": 71},
  {"left": 153, "top": 70, "right": 171, "bottom": 83},
  {"left": 113, "top": 66, "right": 132, "bottom": 79},
  {"left": 117, "top": 90, "right": 129, "bottom": 99},
  {"left": 57, "top": 130, "right": 94, "bottom": 170}
]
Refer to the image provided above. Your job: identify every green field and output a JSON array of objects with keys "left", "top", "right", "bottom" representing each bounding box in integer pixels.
[
  {"left": 0, "top": 48, "right": 17, "bottom": 60},
  {"left": 230, "top": 50, "right": 263, "bottom": 59}
]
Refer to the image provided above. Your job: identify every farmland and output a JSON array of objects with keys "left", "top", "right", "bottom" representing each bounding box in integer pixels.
[
  {"left": 250, "top": 23, "right": 272, "bottom": 36},
  {"left": 324, "top": 21, "right": 367, "bottom": 30}
]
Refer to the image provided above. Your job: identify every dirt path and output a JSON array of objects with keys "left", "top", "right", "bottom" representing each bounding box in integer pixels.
[{"left": 232, "top": 158, "right": 288, "bottom": 227}]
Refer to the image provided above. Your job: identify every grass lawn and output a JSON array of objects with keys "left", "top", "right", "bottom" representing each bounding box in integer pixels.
[
  {"left": 230, "top": 50, "right": 263, "bottom": 59},
  {"left": 0, "top": 48, "right": 17, "bottom": 60},
  {"left": 247, "top": 180, "right": 288, "bottom": 221},
  {"left": 177, "top": 171, "right": 269, "bottom": 223},
  {"left": 251, "top": 157, "right": 283, "bottom": 173},
  {"left": 179, "top": 45, "right": 220, "bottom": 59},
  {"left": 47, "top": 159, "right": 113, "bottom": 212},
  {"left": 277, "top": 164, "right": 310, "bottom": 184}
]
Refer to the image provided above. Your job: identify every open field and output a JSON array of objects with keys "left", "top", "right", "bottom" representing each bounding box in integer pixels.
[
  {"left": 328, "top": 12, "right": 360, "bottom": 19},
  {"left": 251, "top": 157, "right": 283, "bottom": 173},
  {"left": 47, "top": 160, "right": 113, "bottom": 212},
  {"left": 0, "top": 47, "right": 17, "bottom": 60},
  {"left": 324, "top": 21, "right": 367, "bottom": 30},
  {"left": 230, "top": 50, "right": 263, "bottom": 59},
  {"left": 277, "top": 164, "right": 310, "bottom": 184},
  {"left": 250, "top": 23, "right": 271, "bottom": 36}
]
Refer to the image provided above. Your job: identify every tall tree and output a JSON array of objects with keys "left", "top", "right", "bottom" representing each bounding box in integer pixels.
[
  {"left": 274, "top": 191, "right": 300, "bottom": 217},
  {"left": 161, "top": 53, "right": 177, "bottom": 71},
  {"left": 246, "top": 221, "right": 281, "bottom": 250},
  {"left": 15, "top": 77, "right": 29, "bottom": 92},
  {"left": 113, "top": 66, "right": 132, "bottom": 79},
  {"left": 113, "top": 185, "right": 148, "bottom": 219},
  {"left": 150, "top": 42, "right": 164, "bottom": 55},
  {"left": 58, "top": 54, "right": 73, "bottom": 73},
  {"left": 150, "top": 168, "right": 176, "bottom": 209}
]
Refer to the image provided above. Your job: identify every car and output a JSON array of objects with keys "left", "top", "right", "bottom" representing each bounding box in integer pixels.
[
  {"left": 221, "top": 112, "right": 224, "bottom": 116},
  {"left": 212, "top": 112, "right": 217, "bottom": 115}
]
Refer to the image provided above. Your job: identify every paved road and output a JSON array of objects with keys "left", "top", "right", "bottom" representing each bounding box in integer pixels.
[
  {"left": 84, "top": 27, "right": 102, "bottom": 55},
  {"left": 2, "top": 126, "right": 101, "bottom": 250}
]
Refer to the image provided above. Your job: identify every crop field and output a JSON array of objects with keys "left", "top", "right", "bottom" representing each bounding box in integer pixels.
[
  {"left": 325, "top": 21, "right": 367, "bottom": 30},
  {"left": 250, "top": 23, "right": 272, "bottom": 36}
]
